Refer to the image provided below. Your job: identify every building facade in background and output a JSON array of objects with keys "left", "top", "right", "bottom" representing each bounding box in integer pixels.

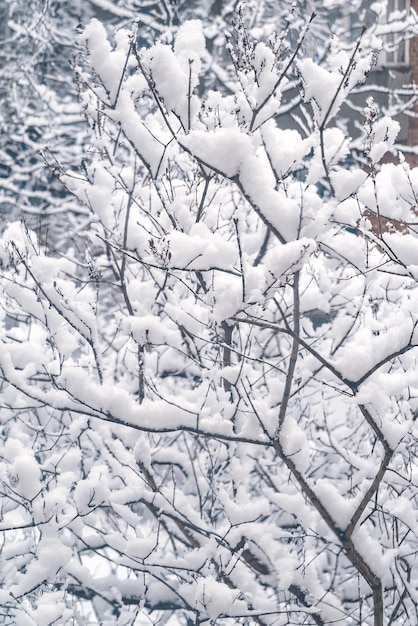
[{"left": 407, "top": 0, "right": 418, "bottom": 161}]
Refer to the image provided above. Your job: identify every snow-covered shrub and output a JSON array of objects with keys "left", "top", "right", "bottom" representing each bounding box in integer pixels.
[{"left": 2, "top": 11, "right": 418, "bottom": 626}]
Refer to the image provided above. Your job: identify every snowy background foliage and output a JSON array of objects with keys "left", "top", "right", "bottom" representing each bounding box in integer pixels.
[{"left": 2, "top": 2, "right": 418, "bottom": 625}]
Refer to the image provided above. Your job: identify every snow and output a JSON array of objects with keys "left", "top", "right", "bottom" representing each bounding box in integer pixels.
[
  {"left": 238, "top": 153, "right": 301, "bottom": 241},
  {"left": 109, "top": 92, "right": 169, "bottom": 175},
  {"left": 261, "top": 124, "right": 312, "bottom": 177},
  {"left": 182, "top": 575, "right": 248, "bottom": 620},
  {"left": 124, "top": 537, "right": 155, "bottom": 562},
  {"left": 279, "top": 416, "right": 309, "bottom": 473},
  {"left": 31, "top": 598, "right": 67, "bottom": 626},
  {"left": 307, "top": 127, "right": 349, "bottom": 185},
  {"left": 212, "top": 274, "right": 243, "bottom": 320},
  {"left": 379, "top": 232, "right": 418, "bottom": 264},
  {"left": 14, "top": 537, "right": 72, "bottom": 597},
  {"left": 142, "top": 20, "right": 205, "bottom": 127},
  {"left": 4, "top": 10, "right": 418, "bottom": 626},
  {"left": 3, "top": 438, "right": 41, "bottom": 501},
  {"left": 90, "top": 0, "right": 133, "bottom": 18},
  {"left": 148, "top": 223, "right": 238, "bottom": 270},
  {"left": 74, "top": 472, "right": 110, "bottom": 514},
  {"left": 81, "top": 20, "right": 131, "bottom": 102},
  {"left": 298, "top": 59, "right": 347, "bottom": 125},
  {"left": 218, "top": 486, "right": 269, "bottom": 525},
  {"left": 331, "top": 168, "right": 368, "bottom": 201},
  {"left": 267, "top": 490, "right": 316, "bottom": 530},
  {"left": 368, "top": 116, "right": 400, "bottom": 163},
  {"left": 60, "top": 365, "right": 199, "bottom": 431},
  {"left": 124, "top": 314, "right": 183, "bottom": 347},
  {"left": 180, "top": 128, "right": 253, "bottom": 177},
  {"left": 148, "top": 45, "right": 191, "bottom": 111},
  {"left": 315, "top": 480, "right": 358, "bottom": 529},
  {"left": 8, "top": 454, "right": 41, "bottom": 501},
  {"left": 264, "top": 238, "right": 316, "bottom": 280},
  {"left": 299, "top": 46, "right": 374, "bottom": 126},
  {"left": 351, "top": 525, "right": 396, "bottom": 581},
  {"left": 333, "top": 317, "right": 413, "bottom": 382},
  {"left": 174, "top": 20, "right": 206, "bottom": 62}
]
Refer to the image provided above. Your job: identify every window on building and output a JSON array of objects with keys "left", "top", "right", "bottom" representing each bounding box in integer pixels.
[{"left": 380, "top": 0, "right": 410, "bottom": 67}]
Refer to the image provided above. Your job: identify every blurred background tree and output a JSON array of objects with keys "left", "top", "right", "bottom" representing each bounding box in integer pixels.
[{"left": 0, "top": 1, "right": 416, "bottom": 242}]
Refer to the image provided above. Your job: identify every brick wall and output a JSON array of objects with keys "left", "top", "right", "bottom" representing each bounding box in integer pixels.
[{"left": 408, "top": 0, "right": 418, "bottom": 164}]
